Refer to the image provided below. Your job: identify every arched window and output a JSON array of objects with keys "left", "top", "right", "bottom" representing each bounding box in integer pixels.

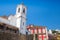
[
  {"left": 18, "top": 8, "right": 20, "bottom": 13},
  {"left": 23, "top": 22, "right": 24, "bottom": 26},
  {"left": 23, "top": 8, "right": 25, "bottom": 13}
]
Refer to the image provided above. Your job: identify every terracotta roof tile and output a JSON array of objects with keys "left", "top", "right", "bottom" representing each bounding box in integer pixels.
[
  {"left": 0, "top": 16, "right": 8, "bottom": 19},
  {"left": 0, "top": 22, "right": 18, "bottom": 30},
  {"left": 27, "top": 25, "right": 46, "bottom": 29}
]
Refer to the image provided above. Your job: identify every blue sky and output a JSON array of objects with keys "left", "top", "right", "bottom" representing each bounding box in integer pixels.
[{"left": 0, "top": 0, "right": 60, "bottom": 30}]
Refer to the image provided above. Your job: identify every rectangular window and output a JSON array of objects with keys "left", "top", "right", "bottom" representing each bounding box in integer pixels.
[
  {"left": 23, "top": 22, "right": 24, "bottom": 26},
  {"left": 31, "top": 29, "right": 34, "bottom": 34},
  {"left": 43, "top": 35, "right": 47, "bottom": 40},
  {"left": 38, "top": 29, "right": 41, "bottom": 33},
  {"left": 35, "top": 29, "right": 37, "bottom": 34},
  {"left": 38, "top": 35, "right": 42, "bottom": 40},
  {"left": 42, "top": 28, "right": 46, "bottom": 33}
]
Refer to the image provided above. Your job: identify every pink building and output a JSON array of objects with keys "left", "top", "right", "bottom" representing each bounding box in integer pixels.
[{"left": 27, "top": 25, "right": 48, "bottom": 40}]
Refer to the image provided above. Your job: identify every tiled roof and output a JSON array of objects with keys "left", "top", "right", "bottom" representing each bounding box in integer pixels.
[
  {"left": 0, "top": 22, "right": 18, "bottom": 30},
  {"left": 0, "top": 16, "right": 8, "bottom": 19},
  {"left": 27, "top": 25, "right": 46, "bottom": 29}
]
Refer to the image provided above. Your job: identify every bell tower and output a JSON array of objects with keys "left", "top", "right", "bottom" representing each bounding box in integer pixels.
[{"left": 16, "top": 3, "right": 27, "bottom": 34}]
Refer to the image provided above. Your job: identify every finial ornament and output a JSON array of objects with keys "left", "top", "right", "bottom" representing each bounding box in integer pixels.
[{"left": 21, "top": 1, "right": 24, "bottom": 5}]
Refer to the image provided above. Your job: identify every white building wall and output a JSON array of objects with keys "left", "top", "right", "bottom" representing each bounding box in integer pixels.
[
  {"left": 15, "top": 4, "right": 27, "bottom": 34},
  {"left": 0, "top": 17, "right": 10, "bottom": 24},
  {"left": 8, "top": 15, "right": 16, "bottom": 26}
]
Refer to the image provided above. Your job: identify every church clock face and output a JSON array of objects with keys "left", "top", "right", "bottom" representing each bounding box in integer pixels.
[{"left": 23, "top": 8, "right": 25, "bottom": 13}]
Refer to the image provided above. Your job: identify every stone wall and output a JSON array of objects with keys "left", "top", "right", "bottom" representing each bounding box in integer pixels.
[
  {"left": 20, "top": 34, "right": 26, "bottom": 40},
  {"left": 26, "top": 34, "right": 33, "bottom": 40},
  {"left": 0, "top": 31, "right": 27, "bottom": 40},
  {"left": 0, "top": 31, "right": 20, "bottom": 40},
  {"left": 0, "top": 31, "right": 34, "bottom": 40}
]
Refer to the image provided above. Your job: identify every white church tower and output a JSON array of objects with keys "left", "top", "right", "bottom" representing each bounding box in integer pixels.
[{"left": 15, "top": 3, "right": 27, "bottom": 34}]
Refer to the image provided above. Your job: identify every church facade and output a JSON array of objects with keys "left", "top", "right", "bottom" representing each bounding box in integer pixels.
[{"left": 0, "top": 3, "right": 27, "bottom": 34}]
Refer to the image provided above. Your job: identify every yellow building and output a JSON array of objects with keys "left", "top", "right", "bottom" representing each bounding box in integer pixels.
[{"left": 56, "top": 34, "right": 60, "bottom": 40}]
